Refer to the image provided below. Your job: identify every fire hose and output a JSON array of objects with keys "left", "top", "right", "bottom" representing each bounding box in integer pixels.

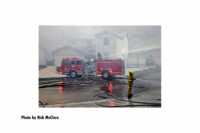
[{"left": 93, "top": 80, "right": 161, "bottom": 107}]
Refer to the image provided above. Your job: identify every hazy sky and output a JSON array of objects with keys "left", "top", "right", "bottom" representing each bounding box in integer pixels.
[{"left": 39, "top": 25, "right": 161, "bottom": 52}]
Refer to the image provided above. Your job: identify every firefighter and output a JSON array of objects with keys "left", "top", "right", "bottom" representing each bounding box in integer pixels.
[{"left": 127, "top": 70, "right": 136, "bottom": 99}]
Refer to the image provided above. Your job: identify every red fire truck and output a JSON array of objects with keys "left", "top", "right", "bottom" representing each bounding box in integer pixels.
[{"left": 60, "top": 57, "right": 124, "bottom": 79}]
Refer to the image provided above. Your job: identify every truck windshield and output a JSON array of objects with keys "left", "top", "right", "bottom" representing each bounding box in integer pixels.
[
  {"left": 71, "top": 60, "right": 76, "bottom": 65},
  {"left": 77, "top": 61, "right": 82, "bottom": 65},
  {"left": 63, "top": 60, "right": 69, "bottom": 65}
]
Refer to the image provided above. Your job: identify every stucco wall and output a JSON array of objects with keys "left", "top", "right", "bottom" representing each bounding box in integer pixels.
[
  {"left": 95, "top": 34, "right": 117, "bottom": 59},
  {"left": 95, "top": 34, "right": 128, "bottom": 63},
  {"left": 116, "top": 37, "right": 128, "bottom": 65}
]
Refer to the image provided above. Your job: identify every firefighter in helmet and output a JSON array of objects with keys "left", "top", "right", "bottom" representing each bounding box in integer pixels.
[{"left": 128, "top": 70, "right": 136, "bottom": 99}]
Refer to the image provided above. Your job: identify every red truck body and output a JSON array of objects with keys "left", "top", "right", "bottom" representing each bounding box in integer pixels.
[
  {"left": 60, "top": 57, "right": 123, "bottom": 78},
  {"left": 96, "top": 59, "right": 123, "bottom": 76}
]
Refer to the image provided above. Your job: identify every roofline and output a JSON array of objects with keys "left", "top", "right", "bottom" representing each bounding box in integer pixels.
[{"left": 52, "top": 45, "right": 84, "bottom": 55}]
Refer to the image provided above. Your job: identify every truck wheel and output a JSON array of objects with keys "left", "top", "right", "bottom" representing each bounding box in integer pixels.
[
  {"left": 69, "top": 71, "right": 77, "bottom": 78},
  {"left": 102, "top": 71, "right": 110, "bottom": 79}
]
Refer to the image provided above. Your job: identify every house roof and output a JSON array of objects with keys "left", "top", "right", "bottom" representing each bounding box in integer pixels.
[
  {"left": 52, "top": 45, "right": 84, "bottom": 55},
  {"left": 39, "top": 46, "right": 47, "bottom": 58}
]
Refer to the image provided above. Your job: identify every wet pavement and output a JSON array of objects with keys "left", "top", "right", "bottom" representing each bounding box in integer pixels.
[
  {"left": 39, "top": 67, "right": 161, "bottom": 107},
  {"left": 39, "top": 76, "right": 150, "bottom": 107}
]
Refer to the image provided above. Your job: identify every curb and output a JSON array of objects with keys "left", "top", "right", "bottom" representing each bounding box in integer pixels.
[{"left": 39, "top": 75, "right": 66, "bottom": 80}]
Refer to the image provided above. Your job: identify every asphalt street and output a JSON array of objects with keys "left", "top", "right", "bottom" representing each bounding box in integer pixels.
[{"left": 39, "top": 67, "right": 161, "bottom": 107}]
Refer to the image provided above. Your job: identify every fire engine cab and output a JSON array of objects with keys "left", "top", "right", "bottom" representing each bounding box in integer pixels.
[
  {"left": 60, "top": 57, "right": 124, "bottom": 79},
  {"left": 60, "top": 57, "right": 83, "bottom": 78}
]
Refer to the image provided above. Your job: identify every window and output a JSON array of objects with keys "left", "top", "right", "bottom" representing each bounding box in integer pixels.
[
  {"left": 71, "top": 60, "right": 76, "bottom": 65},
  {"left": 62, "top": 60, "right": 69, "bottom": 65},
  {"left": 77, "top": 61, "right": 82, "bottom": 65},
  {"left": 103, "top": 37, "right": 109, "bottom": 45},
  {"left": 104, "top": 52, "right": 109, "bottom": 58}
]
